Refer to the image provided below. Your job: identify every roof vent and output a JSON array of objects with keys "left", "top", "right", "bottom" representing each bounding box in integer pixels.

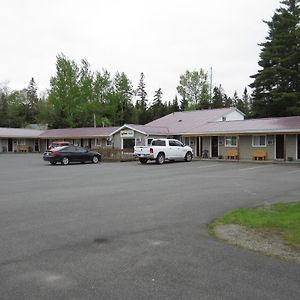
[{"left": 178, "top": 119, "right": 182, "bottom": 122}]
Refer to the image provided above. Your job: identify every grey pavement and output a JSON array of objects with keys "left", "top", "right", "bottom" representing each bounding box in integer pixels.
[{"left": 0, "top": 154, "right": 300, "bottom": 299}]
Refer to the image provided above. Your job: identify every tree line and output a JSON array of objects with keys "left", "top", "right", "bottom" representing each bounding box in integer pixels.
[
  {"left": 0, "top": 59, "right": 251, "bottom": 128},
  {"left": 0, "top": 0, "right": 299, "bottom": 129}
]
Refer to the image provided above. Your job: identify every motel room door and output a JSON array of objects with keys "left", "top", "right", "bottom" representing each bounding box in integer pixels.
[
  {"left": 211, "top": 136, "right": 219, "bottom": 158},
  {"left": 276, "top": 135, "right": 284, "bottom": 159}
]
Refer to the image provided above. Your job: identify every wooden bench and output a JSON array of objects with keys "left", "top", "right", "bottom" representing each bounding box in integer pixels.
[
  {"left": 252, "top": 149, "right": 267, "bottom": 160},
  {"left": 225, "top": 149, "right": 239, "bottom": 160},
  {"left": 19, "top": 145, "right": 29, "bottom": 152}
]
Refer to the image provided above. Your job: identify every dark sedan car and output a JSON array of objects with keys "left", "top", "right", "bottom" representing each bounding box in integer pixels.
[{"left": 43, "top": 145, "right": 101, "bottom": 165}]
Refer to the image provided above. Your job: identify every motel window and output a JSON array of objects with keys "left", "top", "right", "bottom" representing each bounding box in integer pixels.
[
  {"left": 106, "top": 138, "right": 112, "bottom": 146},
  {"left": 252, "top": 135, "right": 266, "bottom": 147},
  {"left": 18, "top": 138, "right": 26, "bottom": 145},
  {"left": 225, "top": 136, "right": 237, "bottom": 147},
  {"left": 96, "top": 138, "right": 102, "bottom": 146}
]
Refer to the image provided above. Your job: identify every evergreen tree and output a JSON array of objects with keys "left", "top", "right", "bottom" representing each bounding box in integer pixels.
[
  {"left": 171, "top": 95, "right": 180, "bottom": 112},
  {"left": 0, "top": 92, "right": 9, "bottom": 127},
  {"left": 250, "top": 0, "right": 300, "bottom": 117},
  {"left": 232, "top": 91, "right": 239, "bottom": 107},
  {"left": 180, "top": 96, "right": 189, "bottom": 111},
  {"left": 242, "top": 87, "right": 251, "bottom": 117},
  {"left": 136, "top": 72, "right": 148, "bottom": 109},
  {"left": 211, "top": 85, "right": 225, "bottom": 108},
  {"left": 150, "top": 88, "right": 166, "bottom": 120},
  {"left": 136, "top": 72, "right": 149, "bottom": 124},
  {"left": 224, "top": 95, "right": 233, "bottom": 108},
  {"left": 25, "top": 78, "right": 40, "bottom": 124},
  {"left": 232, "top": 91, "right": 245, "bottom": 113}
]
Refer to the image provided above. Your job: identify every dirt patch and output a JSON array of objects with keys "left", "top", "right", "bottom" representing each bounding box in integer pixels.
[{"left": 214, "top": 224, "right": 300, "bottom": 263}]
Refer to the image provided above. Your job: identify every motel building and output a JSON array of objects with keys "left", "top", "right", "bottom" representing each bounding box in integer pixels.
[{"left": 1, "top": 108, "right": 300, "bottom": 162}]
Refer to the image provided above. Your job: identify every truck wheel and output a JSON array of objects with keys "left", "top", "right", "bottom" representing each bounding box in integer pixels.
[
  {"left": 185, "top": 151, "right": 193, "bottom": 162},
  {"left": 156, "top": 153, "right": 165, "bottom": 164},
  {"left": 139, "top": 158, "right": 148, "bottom": 164}
]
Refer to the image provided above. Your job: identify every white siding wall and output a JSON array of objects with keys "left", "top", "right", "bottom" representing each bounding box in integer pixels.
[{"left": 216, "top": 110, "right": 244, "bottom": 121}]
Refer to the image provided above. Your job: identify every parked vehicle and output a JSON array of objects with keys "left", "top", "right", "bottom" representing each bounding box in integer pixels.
[
  {"left": 43, "top": 145, "right": 101, "bottom": 165},
  {"left": 134, "top": 138, "right": 193, "bottom": 164},
  {"left": 48, "top": 141, "right": 71, "bottom": 150}
]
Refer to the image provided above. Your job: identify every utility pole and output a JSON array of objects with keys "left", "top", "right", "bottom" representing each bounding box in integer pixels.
[
  {"left": 93, "top": 113, "right": 96, "bottom": 128},
  {"left": 209, "top": 67, "right": 213, "bottom": 101}
]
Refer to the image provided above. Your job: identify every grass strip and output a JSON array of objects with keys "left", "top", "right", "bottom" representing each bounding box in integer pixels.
[{"left": 209, "top": 202, "right": 300, "bottom": 248}]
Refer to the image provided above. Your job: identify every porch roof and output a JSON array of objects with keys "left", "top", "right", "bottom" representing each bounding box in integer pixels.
[
  {"left": 39, "top": 127, "right": 119, "bottom": 139},
  {"left": 0, "top": 128, "right": 44, "bottom": 138}
]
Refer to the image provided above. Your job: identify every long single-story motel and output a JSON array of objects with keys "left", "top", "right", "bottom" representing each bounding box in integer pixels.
[{"left": 1, "top": 108, "right": 300, "bottom": 161}]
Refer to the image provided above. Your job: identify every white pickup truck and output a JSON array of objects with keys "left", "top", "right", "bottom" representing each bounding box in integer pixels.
[{"left": 134, "top": 138, "right": 193, "bottom": 164}]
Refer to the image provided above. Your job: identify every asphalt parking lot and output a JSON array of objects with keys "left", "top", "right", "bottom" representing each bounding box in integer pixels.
[{"left": 0, "top": 154, "right": 300, "bottom": 300}]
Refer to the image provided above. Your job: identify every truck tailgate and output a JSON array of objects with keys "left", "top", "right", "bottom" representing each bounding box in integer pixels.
[{"left": 134, "top": 146, "right": 150, "bottom": 156}]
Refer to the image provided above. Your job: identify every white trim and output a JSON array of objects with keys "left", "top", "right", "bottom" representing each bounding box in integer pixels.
[
  {"left": 252, "top": 135, "right": 267, "bottom": 147},
  {"left": 110, "top": 124, "right": 146, "bottom": 136}
]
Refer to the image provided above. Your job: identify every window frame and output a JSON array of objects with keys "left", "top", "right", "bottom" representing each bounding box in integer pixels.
[
  {"left": 225, "top": 136, "right": 237, "bottom": 147},
  {"left": 106, "top": 138, "right": 112, "bottom": 147},
  {"left": 252, "top": 135, "right": 267, "bottom": 147}
]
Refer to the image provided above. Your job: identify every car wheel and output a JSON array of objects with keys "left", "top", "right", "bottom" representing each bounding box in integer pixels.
[
  {"left": 61, "top": 157, "right": 69, "bottom": 165},
  {"left": 185, "top": 151, "right": 193, "bottom": 162},
  {"left": 50, "top": 161, "right": 57, "bottom": 165},
  {"left": 156, "top": 153, "right": 165, "bottom": 164},
  {"left": 139, "top": 158, "right": 148, "bottom": 164},
  {"left": 92, "top": 156, "right": 99, "bottom": 164}
]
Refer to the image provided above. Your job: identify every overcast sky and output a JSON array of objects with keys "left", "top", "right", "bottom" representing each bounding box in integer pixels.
[{"left": 0, "top": 0, "right": 280, "bottom": 102}]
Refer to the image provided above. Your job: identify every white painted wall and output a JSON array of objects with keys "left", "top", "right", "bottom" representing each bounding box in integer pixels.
[{"left": 216, "top": 110, "right": 244, "bottom": 121}]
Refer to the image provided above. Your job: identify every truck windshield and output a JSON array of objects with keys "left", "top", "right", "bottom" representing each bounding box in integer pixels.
[{"left": 152, "top": 140, "right": 166, "bottom": 146}]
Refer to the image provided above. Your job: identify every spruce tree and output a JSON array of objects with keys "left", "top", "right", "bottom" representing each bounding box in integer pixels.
[
  {"left": 136, "top": 72, "right": 148, "bottom": 109},
  {"left": 211, "top": 85, "right": 225, "bottom": 108},
  {"left": 250, "top": 0, "right": 300, "bottom": 117},
  {"left": 25, "top": 78, "right": 39, "bottom": 123},
  {"left": 150, "top": 88, "right": 165, "bottom": 120}
]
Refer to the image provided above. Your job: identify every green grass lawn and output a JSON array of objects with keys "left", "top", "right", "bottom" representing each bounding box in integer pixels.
[{"left": 209, "top": 202, "right": 300, "bottom": 248}]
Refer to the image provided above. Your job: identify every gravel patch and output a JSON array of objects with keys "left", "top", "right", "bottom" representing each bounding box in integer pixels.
[{"left": 214, "top": 224, "right": 300, "bottom": 263}]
